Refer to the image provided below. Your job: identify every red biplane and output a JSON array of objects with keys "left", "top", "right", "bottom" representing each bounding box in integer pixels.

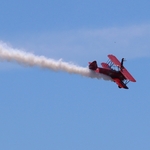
[{"left": 89, "top": 54, "right": 136, "bottom": 89}]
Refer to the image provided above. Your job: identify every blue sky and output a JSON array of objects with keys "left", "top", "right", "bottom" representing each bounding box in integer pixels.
[{"left": 0, "top": 0, "right": 150, "bottom": 150}]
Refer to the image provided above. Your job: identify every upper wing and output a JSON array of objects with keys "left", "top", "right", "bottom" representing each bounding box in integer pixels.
[
  {"left": 108, "top": 54, "right": 136, "bottom": 82},
  {"left": 121, "top": 68, "right": 136, "bottom": 82},
  {"left": 108, "top": 54, "right": 121, "bottom": 67}
]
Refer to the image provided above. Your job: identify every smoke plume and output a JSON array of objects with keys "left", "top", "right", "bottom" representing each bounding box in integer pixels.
[{"left": 0, "top": 42, "right": 111, "bottom": 80}]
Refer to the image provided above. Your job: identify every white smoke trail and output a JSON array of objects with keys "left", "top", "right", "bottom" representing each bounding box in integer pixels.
[{"left": 0, "top": 42, "right": 111, "bottom": 80}]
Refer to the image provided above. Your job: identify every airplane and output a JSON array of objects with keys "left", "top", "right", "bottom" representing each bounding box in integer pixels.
[{"left": 89, "top": 54, "right": 136, "bottom": 89}]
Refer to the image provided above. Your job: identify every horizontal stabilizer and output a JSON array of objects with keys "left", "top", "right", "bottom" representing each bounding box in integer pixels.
[{"left": 101, "top": 63, "right": 111, "bottom": 70}]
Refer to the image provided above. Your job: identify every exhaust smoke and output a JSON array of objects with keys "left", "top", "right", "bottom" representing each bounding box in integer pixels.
[{"left": 0, "top": 42, "right": 111, "bottom": 80}]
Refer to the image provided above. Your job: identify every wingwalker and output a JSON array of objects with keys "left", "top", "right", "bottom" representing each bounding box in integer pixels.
[{"left": 89, "top": 54, "right": 136, "bottom": 89}]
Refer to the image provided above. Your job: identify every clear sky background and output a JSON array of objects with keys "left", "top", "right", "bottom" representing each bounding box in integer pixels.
[{"left": 0, "top": 0, "right": 150, "bottom": 150}]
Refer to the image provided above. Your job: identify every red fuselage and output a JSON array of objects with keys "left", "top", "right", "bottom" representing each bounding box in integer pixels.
[
  {"left": 89, "top": 61, "right": 128, "bottom": 89},
  {"left": 96, "top": 67, "right": 128, "bottom": 89},
  {"left": 97, "top": 68, "right": 125, "bottom": 80}
]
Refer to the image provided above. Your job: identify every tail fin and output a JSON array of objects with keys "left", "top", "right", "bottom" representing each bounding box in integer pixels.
[{"left": 89, "top": 61, "right": 98, "bottom": 70}]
